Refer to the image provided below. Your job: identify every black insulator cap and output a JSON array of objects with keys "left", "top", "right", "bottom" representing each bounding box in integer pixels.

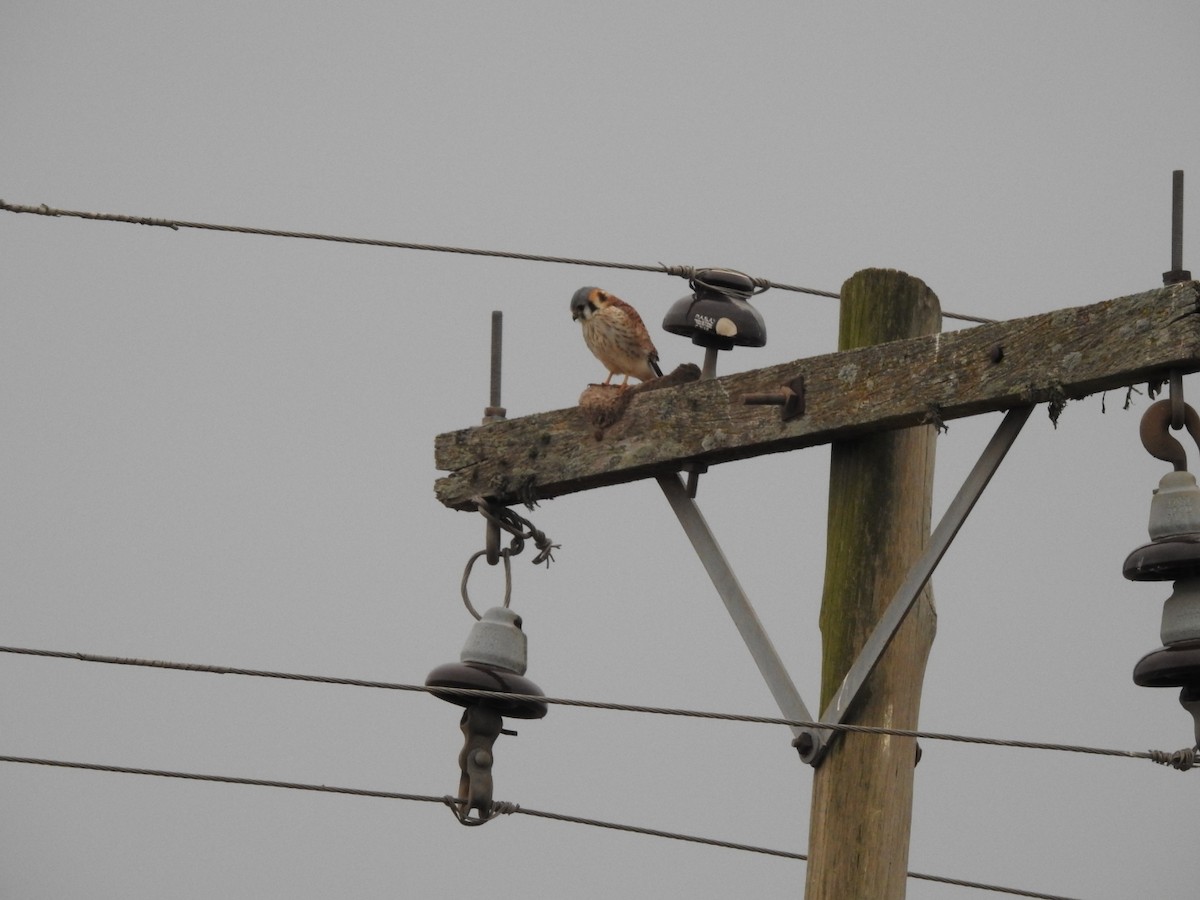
[
  {"left": 662, "top": 268, "right": 766, "bottom": 350},
  {"left": 1132, "top": 640, "right": 1200, "bottom": 689},
  {"left": 425, "top": 662, "right": 548, "bottom": 719},
  {"left": 1123, "top": 535, "right": 1200, "bottom": 582}
]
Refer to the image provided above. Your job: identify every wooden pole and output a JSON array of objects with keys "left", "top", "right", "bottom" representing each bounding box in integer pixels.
[{"left": 805, "top": 269, "right": 941, "bottom": 899}]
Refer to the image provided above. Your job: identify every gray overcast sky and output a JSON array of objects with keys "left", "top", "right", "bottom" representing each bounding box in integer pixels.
[{"left": 3, "top": 2, "right": 1199, "bottom": 898}]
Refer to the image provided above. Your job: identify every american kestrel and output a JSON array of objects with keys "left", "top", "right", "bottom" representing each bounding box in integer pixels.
[{"left": 570, "top": 287, "right": 663, "bottom": 387}]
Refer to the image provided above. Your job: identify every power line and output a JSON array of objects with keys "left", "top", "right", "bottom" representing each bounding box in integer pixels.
[
  {"left": 0, "top": 199, "right": 994, "bottom": 323},
  {"left": 0, "top": 753, "right": 1082, "bottom": 900},
  {"left": 0, "top": 753, "right": 445, "bottom": 803},
  {"left": 0, "top": 199, "right": 834, "bottom": 295},
  {"left": 1, "top": 644, "right": 1191, "bottom": 770}
]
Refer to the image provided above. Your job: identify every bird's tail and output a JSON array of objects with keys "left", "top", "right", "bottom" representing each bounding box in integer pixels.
[{"left": 651, "top": 356, "right": 663, "bottom": 378}]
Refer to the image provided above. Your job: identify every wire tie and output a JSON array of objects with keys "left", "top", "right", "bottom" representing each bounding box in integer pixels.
[
  {"left": 471, "top": 497, "right": 559, "bottom": 566},
  {"left": 529, "top": 530, "right": 559, "bottom": 567},
  {"left": 658, "top": 263, "right": 695, "bottom": 280},
  {"left": 1150, "top": 747, "right": 1196, "bottom": 771}
]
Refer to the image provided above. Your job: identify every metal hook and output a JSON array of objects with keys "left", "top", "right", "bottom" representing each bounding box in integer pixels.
[
  {"left": 460, "top": 550, "right": 512, "bottom": 620},
  {"left": 1140, "top": 398, "right": 1200, "bottom": 471}
]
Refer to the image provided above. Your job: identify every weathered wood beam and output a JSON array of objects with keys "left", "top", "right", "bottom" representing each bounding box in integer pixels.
[{"left": 435, "top": 281, "right": 1200, "bottom": 509}]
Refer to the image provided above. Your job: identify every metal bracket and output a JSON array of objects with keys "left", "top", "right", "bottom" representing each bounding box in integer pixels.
[
  {"left": 795, "top": 405, "right": 1033, "bottom": 764},
  {"left": 659, "top": 407, "right": 1031, "bottom": 766},
  {"left": 657, "top": 474, "right": 817, "bottom": 741},
  {"left": 454, "top": 705, "right": 503, "bottom": 824}
]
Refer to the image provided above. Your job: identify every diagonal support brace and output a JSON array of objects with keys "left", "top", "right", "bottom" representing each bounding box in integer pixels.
[
  {"left": 795, "top": 405, "right": 1034, "bottom": 765},
  {"left": 657, "top": 474, "right": 817, "bottom": 740}
]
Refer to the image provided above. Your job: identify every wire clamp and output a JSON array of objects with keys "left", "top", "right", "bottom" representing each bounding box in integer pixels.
[
  {"left": 1148, "top": 746, "right": 1197, "bottom": 771},
  {"left": 447, "top": 705, "right": 508, "bottom": 825}
]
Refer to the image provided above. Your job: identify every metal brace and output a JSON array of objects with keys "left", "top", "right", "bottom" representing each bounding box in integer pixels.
[
  {"left": 659, "top": 405, "right": 1032, "bottom": 767},
  {"left": 657, "top": 473, "right": 817, "bottom": 743},
  {"left": 795, "top": 405, "right": 1033, "bottom": 764}
]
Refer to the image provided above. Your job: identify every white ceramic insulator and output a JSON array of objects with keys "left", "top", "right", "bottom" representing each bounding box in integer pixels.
[
  {"left": 1148, "top": 471, "right": 1200, "bottom": 539},
  {"left": 1162, "top": 577, "right": 1200, "bottom": 645},
  {"left": 460, "top": 606, "right": 528, "bottom": 675}
]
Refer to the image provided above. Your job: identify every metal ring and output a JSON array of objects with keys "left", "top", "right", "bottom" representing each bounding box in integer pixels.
[
  {"left": 460, "top": 550, "right": 512, "bottom": 620},
  {"left": 485, "top": 520, "right": 500, "bottom": 566}
]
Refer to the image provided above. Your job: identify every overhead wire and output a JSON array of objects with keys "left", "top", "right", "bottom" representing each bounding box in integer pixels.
[
  {"left": 0, "top": 199, "right": 994, "bottom": 323},
  {"left": 0, "top": 199, "right": 1160, "bottom": 895},
  {"left": 0, "top": 753, "right": 1082, "bottom": 900},
  {"left": 1, "top": 644, "right": 1192, "bottom": 770}
]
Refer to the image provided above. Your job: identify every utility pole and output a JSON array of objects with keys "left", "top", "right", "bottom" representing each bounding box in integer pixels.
[
  {"left": 432, "top": 274, "right": 1200, "bottom": 890},
  {"left": 804, "top": 269, "right": 940, "bottom": 899}
]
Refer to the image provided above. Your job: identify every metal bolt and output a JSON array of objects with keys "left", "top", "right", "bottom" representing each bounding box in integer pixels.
[
  {"left": 1164, "top": 170, "right": 1192, "bottom": 285},
  {"left": 741, "top": 376, "right": 805, "bottom": 421},
  {"left": 484, "top": 311, "right": 507, "bottom": 423},
  {"left": 792, "top": 732, "right": 815, "bottom": 756}
]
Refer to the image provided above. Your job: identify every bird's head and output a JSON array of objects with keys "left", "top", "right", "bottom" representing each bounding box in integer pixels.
[{"left": 570, "top": 286, "right": 607, "bottom": 322}]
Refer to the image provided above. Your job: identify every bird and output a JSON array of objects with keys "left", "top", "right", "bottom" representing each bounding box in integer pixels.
[{"left": 570, "top": 287, "right": 663, "bottom": 387}]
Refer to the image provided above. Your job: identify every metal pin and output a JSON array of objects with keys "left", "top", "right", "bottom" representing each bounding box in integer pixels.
[
  {"left": 1173, "top": 171, "right": 1185, "bottom": 274},
  {"left": 483, "top": 311, "right": 505, "bottom": 563},
  {"left": 687, "top": 344, "right": 718, "bottom": 493},
  {"left": 1164, "top": 170, "right": 1192, "bottom": 285},
  {"left": 483, "top": 311, "right": 506, "bottom": 423}
]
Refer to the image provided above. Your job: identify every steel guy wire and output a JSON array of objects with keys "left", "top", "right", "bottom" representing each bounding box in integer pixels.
[
  {"left": 0, "top": 753, "right": 1082, "bottom": 900},
  {"left": 1, "top": 644, "right": 1192, "bottom": 770},
  {"left": 0, "top": 199, "right": 994, "bottom": 323}
]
